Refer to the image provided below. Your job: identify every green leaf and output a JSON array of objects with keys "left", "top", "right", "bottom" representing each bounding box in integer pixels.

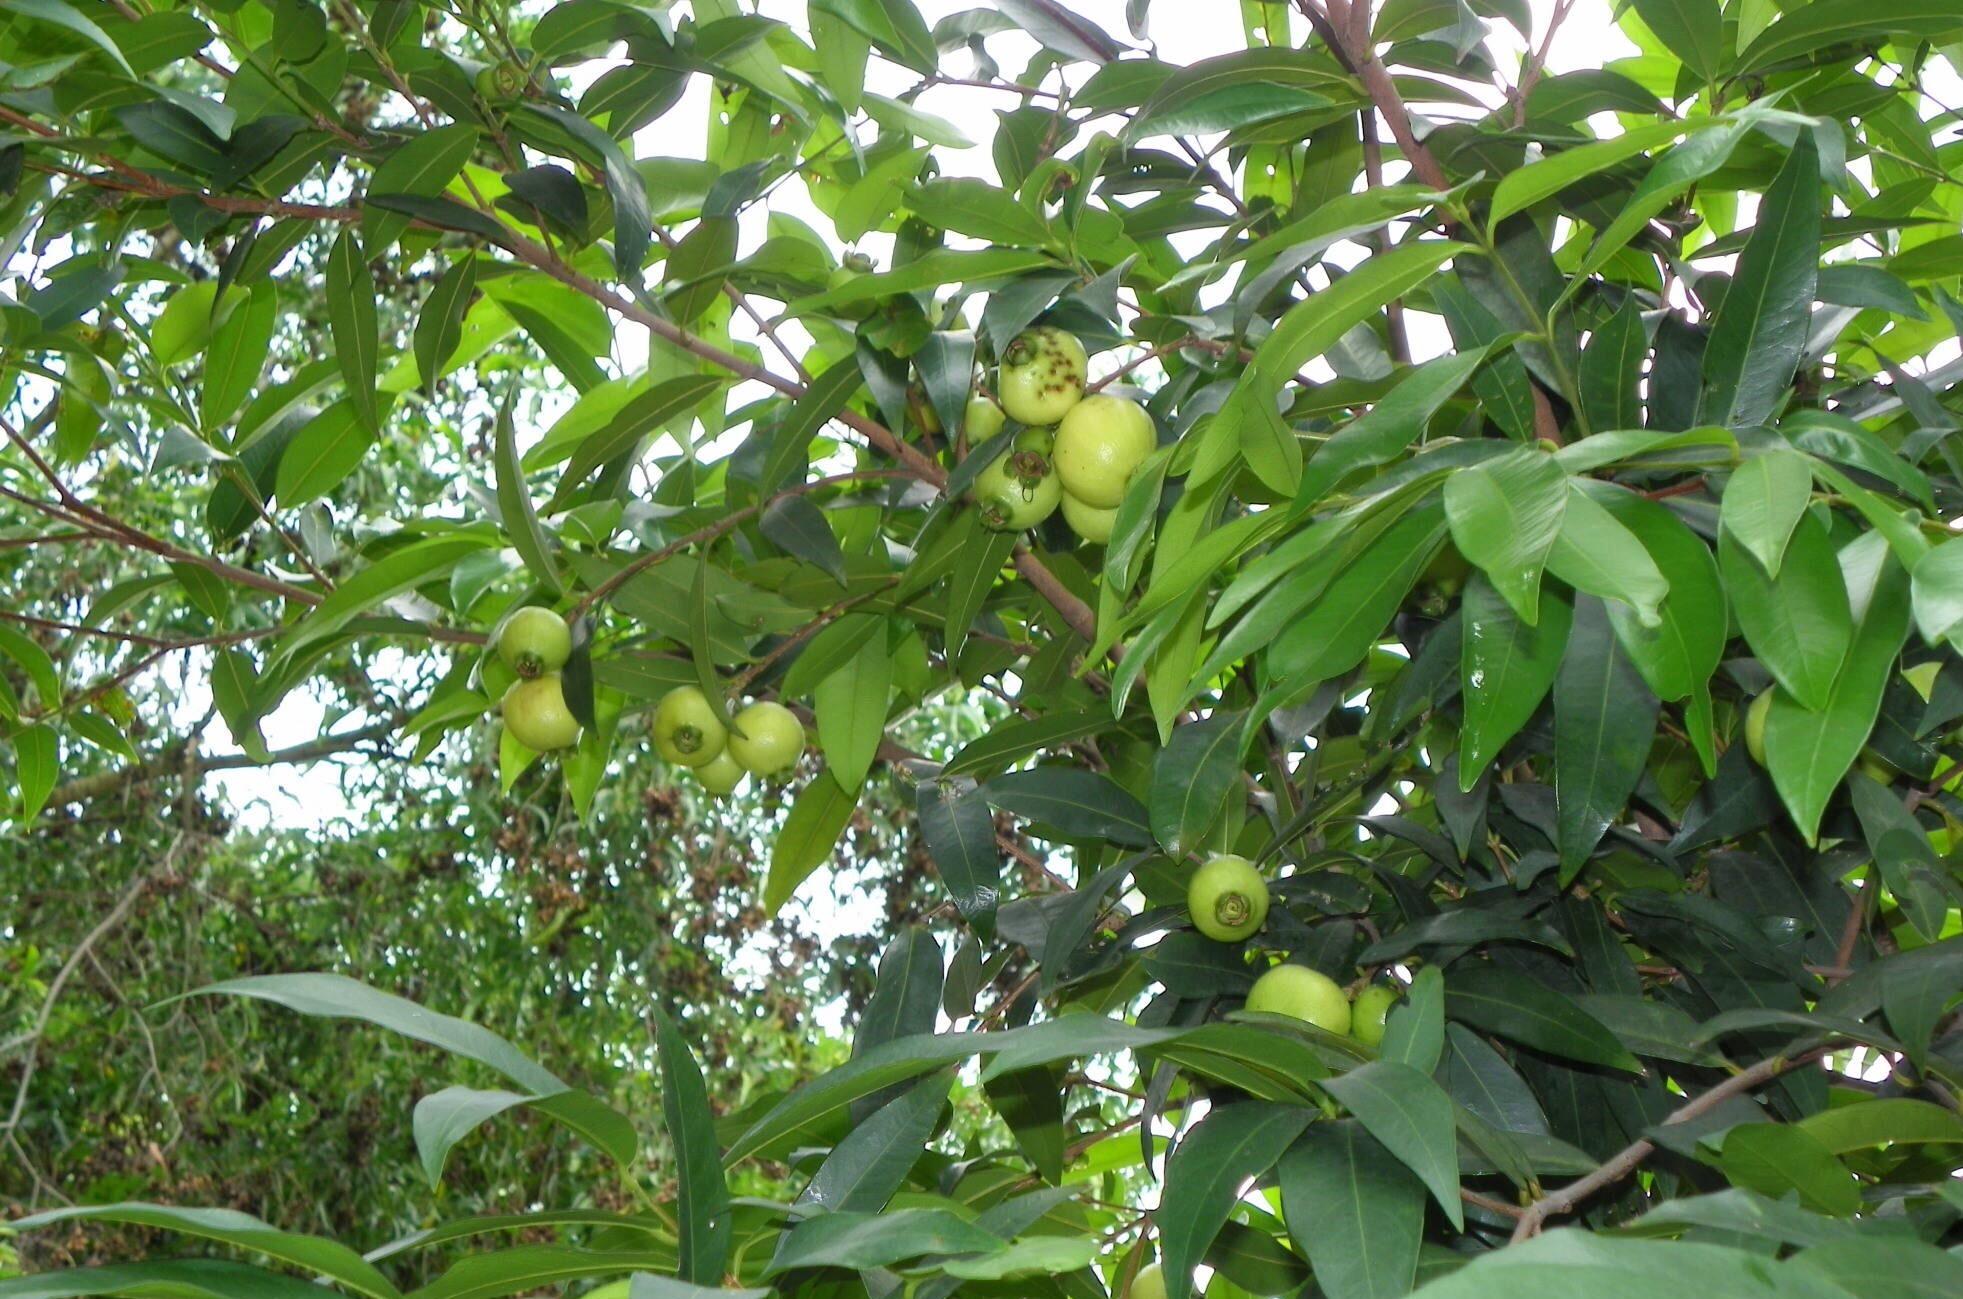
[
  {"left": 6, "top": 724, "right": 55, "bottom": 820},
  {"left": 761, "top": 495, "right": 848, "bottom": 586},
  {"left": 1574, "top": 115, "right": 1755, "bottom": 290},
  {"left": 1150, "top": 709, "right": 1243, "bottom": 857},
  {"left": 1277, "top": 1121, "right": 1424, "bottom": 1299},
  {"left": 909, "top": 178, "right": 1049, "bottom": 244},
  {"left": 414, "top": 256, "right": 478, "bottom": 398},
  {"left": 802, "top": 1073, "right": 952, "bottom": 1211},
  {"left": 1490, "top": 119, "right": 1694, "bottom": 225},
  {"left": 0, "top": 1260, "right": 343, "bottom": 1299},
  {"left": 494, "top": 389, "right": 561, "bottom": 594},
  {"left": 1911, "top": 533, "right": 1963, "bottom": 646},
  {"left": 1444, "top": 445, "right": 1567, "bottom": 624},
  {"left": 1721, "top": 450, "right": 1814, "bottom": 579},
  {"left": 275, "top": 398, "right": 378, "bottom": 507},
  {"left": 6, "top": 1204, "right": 400, "bottom": 1299},
  {"left": 411, "top": 1086, "right": 528, "bottom": 1187},
  {"left": 764, "top": 767, "right": 857, "bottom": 914},
  {"left": 364, "top": 124, "right": 478, "bottom": 252},
  {"left": 916, "top": 776, "right": 1002, "bottom": 938},
  {"left": 1735, "top": 0, "right": 1963, "bottom": 75},
  {"left": 327, "top": 230, "right": 380, "bottom": 436},
  {"left": 630, "top": 1279, "right": 769, "bottom": 1299},
  {"left": 202, "top": 285, "right": 276, "bottom": 430},
  {"left": 547, "top": 374, "right": 724, "bottom": 511},
  {"left": 1717, "top": 512, "right": 1851, "bottom": 713},
  {"left": 1544, "top": 482, "right": 1668, "bottom": 627},
  {"left": 0, "top": 623, "right": 60, "bottom": 710},
  {"left": 1763, "top": 558, "right": 1913, "bottom": 843},
  {"left": 1319, "top": 1062, "right": 1464, "bottom": 1230},
  {"left": 985, "top": 766, "right": 1152, "bottom": 846},
  {"left": 413, "top": 1247, "right": 674, "bottom": 1299},
  {"left": 793, "top": 250, "right": 1061, "bottom": 314},
  {"left": 1797, "top": 1097, "right": 1963, "bottom": 1154},
  {"left": 3, "top": 0, "right": 135, "bottom": 73},
  {"left": 1158, "top": 1101, "right": 1313, "bottom": 1299},
  {"left": 1263, "top": 503, "right": 1447, "bottom": 699},
  {"left": 1699, "top": 134, "right": 1819, "bottom": 428},
  {"left": 525, "top": 105, "right": 652, "bottom": 282},
  {"left": 942, "top": 514, "right": 1015, "bottom": 655},
  {"left": 1592, "top": 486, "right": 1726, "bottom": 711},
  {"left": 1253, "top": 242, "right": 1466, "bottom": 390},
  {"left": 1576, "top": 294, "right": 1646, "bottom": 434},
  {"left": 944, "top": 707, "right": 1109, "bottom": 779},
  {"left": 813, "top": 627, "right": 890, "bottom": 792},
  {"left": 273, "top": 534, "right": 493, "bottom": 663},
  {"left": 765, "top": 1210, "right": 1004, "bottom": 1275},
  {"left": 760, "top": 361, "right": 862, "bottom": 495},
  {"left": 1554, "top": 596, "right": 1660, "bottom": 875},
  {"left": 1720, "top": 1123, "right": 1860, "bottom": 1216},
  {"left": 1445, "top": 966, "right": 1642, "bottom": 1072},
  {"left": 654, "top": 1004, "right": 732, "bottom": 1283},
  {"left": 1459, "top": 575, "right": 1573, "bottom": 787},
  {"left": 1634, "top": 0, "right": 1724, "bottom": 82}
]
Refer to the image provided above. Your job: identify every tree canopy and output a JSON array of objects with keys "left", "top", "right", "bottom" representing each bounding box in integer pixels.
[{"left": 4, "top": 1, "right": 1963, "bottom": 1298}]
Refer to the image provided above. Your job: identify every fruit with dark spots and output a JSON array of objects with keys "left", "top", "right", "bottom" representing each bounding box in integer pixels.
[{"left": 998, "top": 326, "right": 1087, "bottom": 426}]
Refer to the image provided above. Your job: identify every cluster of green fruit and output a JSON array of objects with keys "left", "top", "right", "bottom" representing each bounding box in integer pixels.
[
  {"left": 968, "top": 327, "right": 1157, "bottom": 542},
  {"left": 488, "top": 609, "right": 807, "bottom": 793},
  {"left": 652, "top": 685, "right": 804, "bottom": 795},
  {"left": 1186, "top": 854, "right": 1402, "bottom": 1047}
]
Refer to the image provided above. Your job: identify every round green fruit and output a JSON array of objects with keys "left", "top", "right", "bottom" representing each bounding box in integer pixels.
[
  {"left": 1744, "top": 689, "right": 1772, "bottom": 766},
  {"left": 1130, "top": 1265, "right": 1167, "bottom": 1299},
  {"left": 1187, "top": 854, "right": 1270, "bottom": 942},
  {"left": 965, "top": 394, "right": 1006, "bottom": 442},
  {"left": 973, "top": 434, "right": 1062, "bottom": 531},
  {"left": 1060, "top": 492, "right": 1119, "bottom": 544},
  {"left": 495, "top": 606, "right": 571, "bottom": 678},
  {"left": 1245, "top": 964, "right": 1352, "bottom": 1035},
  {"left": 654, "top": 685, "right": 728, "bottom": 767},
  {"left": 997, "top": 326, "right": 1087, "bottom": 426},
  {"left": 695, "top": 750, "right": 744, "bottom": 796},
  {"left": 1351, "top": 983, "right": 1400, "bottom": 1048},
  {"left": 728, "top": 700, "right": 805, "bottom": 776},
  {"left": 474, "top": 59, "right": 527, "bottom": 100},
  {"left": 502, "top": 674, "right": 580, "bottom": 751},
  {"left": 1053, "top": 395, "right": 1155, "bottom": 508}
]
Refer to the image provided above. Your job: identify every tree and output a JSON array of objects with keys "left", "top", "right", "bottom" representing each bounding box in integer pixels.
[{"left": 4, "top": 0, "right": 1963, "bottom": 1296}]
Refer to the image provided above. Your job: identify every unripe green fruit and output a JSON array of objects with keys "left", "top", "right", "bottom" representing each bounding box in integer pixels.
[
  {"left": 965, "top": 394, "right": 1006, "bottom": 442},
  {"left": 496, "top": 606, "right": 571, "bottom": 679},
  {"left": 973, "top": 434, "right": 1062, "bottom": 531},
  {"left": 655, "top": 686, "right": 728, "bottom": 767},
  {"left": 502, "top": 674, "right": 580, "bottom": 751},
  {"left": 1187, "top": 854, "right": 1269, "bottom": 942},
  {"left": 997, "top": 326, "right": 1087, "bottom": 426},
  {"left": 728, "top": 700, "right": 805, "bottom": 777},
  {"left": 474, "top": 59, "right": 527, "bottom": 100},
  {"left": 1054, "top": 395, "right": 1155, "bottom": 508},
  {"left": 1351, "top": 983, "right": 1400, "bottom": 1048},
  {"left": 1061, "top": 492, "right": 1119, "bottom": 544},
  {"left": 1130, "top": 1264, "right": 1167, "bottom": 1299},
  {"left": 1245, "top": 964, "right": 1352, "bottom": 1035},
  {"left": 695, "top": 749, "right": 744, "bottom": 796},
  {"left": 1744, "top": 689, "right": 1772, "bottom": 766}
]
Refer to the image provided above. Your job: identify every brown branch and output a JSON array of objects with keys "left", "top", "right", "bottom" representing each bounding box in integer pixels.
[{"left": 1508, "top": 1045, "right": 1834, "bottom": 1241}]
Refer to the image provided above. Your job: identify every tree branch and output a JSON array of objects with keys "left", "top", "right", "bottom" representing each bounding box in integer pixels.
[
  {"left": 39, "top": 720, "right": 402, "bottom": 810},
  {"left": 1508, "top": 1045, "right": 1834, "bottom": 1241}
]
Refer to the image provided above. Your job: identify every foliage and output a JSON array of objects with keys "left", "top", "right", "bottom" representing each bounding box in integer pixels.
[{"left": 4, "top": 0, "right": 1963, "bottom": 1297}]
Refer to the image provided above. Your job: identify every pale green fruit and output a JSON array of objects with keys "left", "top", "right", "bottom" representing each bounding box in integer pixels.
[
  {"left": 1061, "top": 492, "right": 1119, "bottom": 543},
  {"left": 495, "top": 606, "right": 571, "bottom": 678},
  {"left": 1187, "top": 854, "right": 1270, "bottom": 942},
  {"left": 655, "top": 686, "right": 727, "bottom": 767},
  {"left": 1245, "top": 964, "right": 1352, "bottom": 1034},
  {"left": 502, "top": 674, "right": 580, "bottom": 751},
  {"left": 728, "top": 701, "right": 805, "bottom": 776},
  {"left": 695, "top": 749, "right": 744, "bottom": 796},
  {"left": 1053, "top": 394, "right": 1155, "bottom": 507},
  {"left": 1351, "top": 983, "right": 1400, "bottom": 1047}
]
